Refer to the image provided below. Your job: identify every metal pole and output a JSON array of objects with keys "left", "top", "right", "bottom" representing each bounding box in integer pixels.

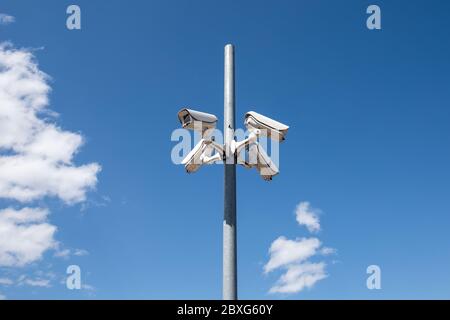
[{"left": 223, "top": 44, "right": 237, "bottom": 300}]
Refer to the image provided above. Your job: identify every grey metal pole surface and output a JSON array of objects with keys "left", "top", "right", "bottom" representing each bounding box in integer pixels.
[{"left": 223, "top": 44, "right": 237, "bottom": 300}]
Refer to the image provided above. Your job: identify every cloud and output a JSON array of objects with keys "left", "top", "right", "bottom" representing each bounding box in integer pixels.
[
  {"left": 0, "top": 42, "right": 100, "bottom": 269},
  {"left": 0, "top": 43, "right": 101, "bottom": 204},
  {"left": 54, "top": 247, "right": 89, "bottom": 258},
  {"left": 0, "top": 207, "right": 57, "bottom": 267},
  {"left": 264, "top": 237, "right": 321, "bottom": 273},
  {"left": 74, "top": 249, "right": 89, "bottom": 256},
  {"left": 0, "top": 293, "right": 5, "bottom": 300},
  {"left": 16, "top": 274, "right": 52, "bottom": 287},
  {"left": 295, "top": 202, "right": 320, "bottom": 233},
  {"left": 0, "top": 278, "right": 14, "bottom": 285},
  {"left": 54, "top": 248, "right": 71, "bottom": 258},
  {"left": 269, "top": 262, "right": 327, "bottom": 294},
  {"left": 264, "top": 201, "right": 336, "bottom": 295},
  {"left": 320, "top": 247, "right": 336, "bottom": 255},
  {"left": 22, "top": 278, "right": 51, "bottom": 288},
  {"left": 0, "top": 14, "right": 15, "bottom": 25}
]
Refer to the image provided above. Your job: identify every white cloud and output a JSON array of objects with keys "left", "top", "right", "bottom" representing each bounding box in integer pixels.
[
  {"left": 0, "top": 43, "right": 101, "bottom": 204},
  {"left": 0, "top": 42, "right": 100, "bottom": 269},
  {"left": 295, "top": 202, "right": 320, "bottom": 233},
  {"left": 54, "top": 247, "right": 89, "bottom": 258},
  {"left": 0, "top": 278, "right": 14, "bottom": 285},
  {"left": 264, "top": 237, "right": 321, "bottom": 273},
  {"left": 320, "top": 247, "right": 336, "bottom": 255},
  {"left": 269, "top": 262, "right": 327, "bottom": 294},
  {"left": 0, "top": 293, "right": 6, "bottom": 300},
  {"left": 16, "top": 274, "right": 52, "bottom": 287},
  {"left": 23, "top": 278, "right": 51, "bottom": 288},
  {"left": 0, "top": 207, "right": 56, "bottom": 267},
  {"left": 54, "top": 248, "right": 71, "bottom": 258},
  {"left": 0, "top": 14, "right": 15, "bottom": 25},
  {"left": 74, "top": 249, "right": 89, "bottom": 256},
  {"left": 264, "top": 201, "right": 336, "bottom": 295}
]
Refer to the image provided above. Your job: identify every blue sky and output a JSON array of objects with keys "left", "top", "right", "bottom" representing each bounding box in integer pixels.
[{"left": 0, "top": 0, "right": 449, "bottom": 299}]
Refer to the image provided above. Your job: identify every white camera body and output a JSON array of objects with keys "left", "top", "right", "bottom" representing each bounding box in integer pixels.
[
  {"left": 245, "top": 111, "right": 289, "bottom": 142},
  {"left": 178, "top": 108, "right": 218, "bottom": 134},
  {"left": 181, "top": 138, "right": 208, "bottom": 173}
]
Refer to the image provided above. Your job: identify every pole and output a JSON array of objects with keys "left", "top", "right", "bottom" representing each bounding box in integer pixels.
[{"left": 223, "top": 44, "right": 237, "bottom": 300}]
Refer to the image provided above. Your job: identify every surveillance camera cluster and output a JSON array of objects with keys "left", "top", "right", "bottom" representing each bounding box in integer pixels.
[{"left": 177, "top": 108, "right": 289, "bottom": 180}]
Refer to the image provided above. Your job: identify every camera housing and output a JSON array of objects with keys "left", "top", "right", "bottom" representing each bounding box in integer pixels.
[
  {"left": 245, "top": 111, "right": 289, "bottom": 142},
  {"left": 178, "top": 108, "right": 218, "bottom": 133},
  {"left": 239, "top": 143, "right": 279, "bottom": 180},
  {"left": 181, "top": 139, "right": 208, "bottom": 173}
]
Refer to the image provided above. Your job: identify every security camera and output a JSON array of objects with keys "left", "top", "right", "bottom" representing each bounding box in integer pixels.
[
  {"left": 245, "top": 111, "right": 289, "bottom": 142},
  {"left": 176, "top": 108, "right": 285, "bottom": 181},
  {"left": 255, "top": 145, "right": 279, "bottom": 180},
  {"left": 182, "top": 139, "right": 208, "bottom": 173},
  {"left": 181, "top": 139, "right": 224, "bottom": 173},
  {"left": 178, "top": 108, "right": 218, "bottom": 135},
  {"left": 243, "top": 143, "right": 279, "bottom": 180}
]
